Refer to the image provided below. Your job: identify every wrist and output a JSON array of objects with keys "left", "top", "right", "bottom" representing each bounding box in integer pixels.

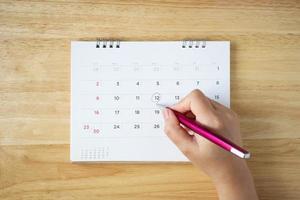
[
  {"left": 212, "top": 158, "right": 248, "bottom": 182},
  {"left": 212, "top": 160, "right": 258, "bottom": 200}
]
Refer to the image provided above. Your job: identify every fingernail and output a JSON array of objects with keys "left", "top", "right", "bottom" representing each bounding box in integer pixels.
[{"left": 163, "top": 108, "right": 170, "bottom": 120}]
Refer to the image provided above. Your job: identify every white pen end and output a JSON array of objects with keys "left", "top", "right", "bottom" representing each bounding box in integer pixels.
[
  {"left": 244, "top": 152, "right": 251, "bottom": 159},
  {"left": 231, "top": 148, "right": 251, "bottom": 159}
]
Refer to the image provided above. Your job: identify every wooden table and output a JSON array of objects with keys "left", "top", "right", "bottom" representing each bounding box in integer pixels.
[{"left": 1, "top": 1, "right": 299, "bottom": 199}]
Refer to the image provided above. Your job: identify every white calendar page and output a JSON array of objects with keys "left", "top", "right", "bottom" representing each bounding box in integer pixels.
[{"left": 71, "top": 41, "right": 230, "bottom": 162}]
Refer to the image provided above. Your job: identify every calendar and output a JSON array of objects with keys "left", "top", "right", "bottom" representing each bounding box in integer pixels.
[{"left": 71, "top": 41, "right": 230, "bottom": 162}]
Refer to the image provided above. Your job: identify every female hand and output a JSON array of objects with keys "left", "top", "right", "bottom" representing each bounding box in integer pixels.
[{"left": 162, "top": 89, "right": 258, "bottom": 200}]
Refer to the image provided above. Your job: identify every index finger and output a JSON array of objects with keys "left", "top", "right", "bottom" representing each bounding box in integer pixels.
[{"left": 171, "top": 89, "right": 216, "bottom": 117}]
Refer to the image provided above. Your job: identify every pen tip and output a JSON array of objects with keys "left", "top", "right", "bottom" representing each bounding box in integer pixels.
[
  {"left": 156, "top": 103, "right": 164, "bottom": 108},
  {"left": 156, "top": 103, "right": 167, "bottom": 109}
]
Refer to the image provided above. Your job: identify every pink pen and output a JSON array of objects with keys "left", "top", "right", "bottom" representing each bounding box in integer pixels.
[{"left": 158, "top": 105, "right": 250, "bottom": 159}]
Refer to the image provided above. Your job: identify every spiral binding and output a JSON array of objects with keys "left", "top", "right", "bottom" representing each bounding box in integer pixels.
[
  {"left": 182, "top": 40, "right": 206, "bottom": 48},
  {"left": 96, "top": 39, "right": 120, "bottom": 48},
  {"left": 96, "top": 40, "right": 205, "bottom": 48}
]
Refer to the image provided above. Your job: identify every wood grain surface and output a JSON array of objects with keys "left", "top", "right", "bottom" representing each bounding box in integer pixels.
[{"left": 0, "top": 1, "right": 300, "bottom": 199}]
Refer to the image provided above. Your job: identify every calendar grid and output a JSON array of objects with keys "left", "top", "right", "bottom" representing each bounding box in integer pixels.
[{"left": 71, "top": 41, "right": 230, "bottom": 162}]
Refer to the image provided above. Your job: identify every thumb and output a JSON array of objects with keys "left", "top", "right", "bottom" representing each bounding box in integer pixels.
[{"left": 163, "top": 108, "right": 197, "bottom": 157}]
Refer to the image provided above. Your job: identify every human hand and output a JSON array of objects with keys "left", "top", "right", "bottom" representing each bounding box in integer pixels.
[{"left": 162, "top": 89, "right": 258, "bottom": 200}]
